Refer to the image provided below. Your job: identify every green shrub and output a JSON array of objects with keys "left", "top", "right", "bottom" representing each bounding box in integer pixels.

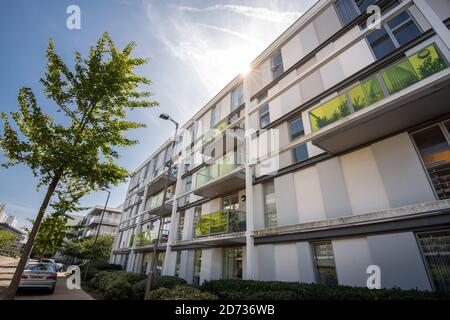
[
  {"left": 88, "top": 271, "right": 146, "bottom": 300},
  {"left": 201, "top": 280, "right": 450, "bottom": 300},
  {"left": 146, "top": 285, "right": 218, "bottom": 300},
  {"left": 131, "top": 276, "right": 187, "bottom": 300}
]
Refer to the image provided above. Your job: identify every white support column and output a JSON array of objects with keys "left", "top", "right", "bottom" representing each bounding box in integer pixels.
[
  {"left": 128, "top": 185, "right": 148, "bottom": 272},
  {"left": 413, "top": 0, "right": 450, "bottom": 49},
  {"left": 243, "top": 73, "right": 255, "bottom": 280},
  {"left": 162, "top": 160, "right": 183, "bottom": 275}
]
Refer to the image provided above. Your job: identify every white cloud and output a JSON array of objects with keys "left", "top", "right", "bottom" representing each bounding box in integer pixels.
[{"left": 174, "top": 4, "right": 303, "bottom": 24}]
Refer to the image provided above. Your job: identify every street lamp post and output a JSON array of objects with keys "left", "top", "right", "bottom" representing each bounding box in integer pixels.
[
  {"left": 83, "top": 189, "right": 111, "bottom": 281},
  {"left": 145, "top": 113, "right": 179, "bottom": 297}
]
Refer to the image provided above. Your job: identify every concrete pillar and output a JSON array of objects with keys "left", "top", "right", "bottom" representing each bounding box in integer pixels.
[
  {"left": 128, "top": 185, "right": 148, "bottom": 272},
  {"left": 413, "top": 0, "right": 450, "bottom": 49},
  {"left": 243, "top": 71, "right": 255, "bottom": 280},
  {"left": 162, "top": 160, "right": 183, "bottom": 275}
]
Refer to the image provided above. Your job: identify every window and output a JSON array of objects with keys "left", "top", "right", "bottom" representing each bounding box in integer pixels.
[
  {"left": 192, "top": 206, "right": 202, "bottom": 235},
  {"left": 175, "top": 251, "right": 182, "bottom": 277},
  {"left": 412, "top": 123, "right": 450, "bottom": 200},
  {"left": 231, "top": 85, "right": 244, "bottom": 111},
  {"left": 259, "top": 104, "right": 270, "bottom": 129},
  {"left": 210, "top": 105, "right": 218, "bottom": 128},
  {"left": 335, "top": 0, "right": 360, "bottom": 26},
  {"left": 263, "top": 181, "right": 277, "bottom": 228},
  {"left": 289, "top": 117, "right": 309, "bottom": 163},
  {"left": 313, "top": 241, "right": 338, "bottom": 286},
  {"left": 270, "top": 50, "right": 284, "bottom": 80},
  {"left": 156, "top": 252, "right": 165, "bottom": 277},
  {"left": 193, "top": 249, "right": 202, "bottom": 286},
  {"left": 185, "top": 175, "right": 192, "bottom": 192},
  {"left": 223, "top": 193, "right": 240, "bottom": 210},
  {"left": 177, "top": 211, "right": 185, "bottom": 241},
  {"left": 418, "top": 230, "right": 450, "bottom": 292},
  {"left": 223, "top": 247, "right": 243, "bottom": 279},
  {"left": 367, "top": 2, "right": 421, "bottom": 59}
]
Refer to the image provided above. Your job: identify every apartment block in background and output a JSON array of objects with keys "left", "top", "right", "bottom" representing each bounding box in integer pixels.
[
  {"left": 111, "top": 0, "right": 450, "bottom": 292},
  {"left": 78, "top": 206, "right": 122, "bottom": 239}
]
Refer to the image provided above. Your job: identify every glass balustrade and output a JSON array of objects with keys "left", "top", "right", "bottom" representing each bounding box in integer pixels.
[
  {"left": 194, "top": 210, "right": 246, "bottom": 238},
  {"left": 309, "top": 44, "right": 448, "bottom": 133},
  {"left": 195, "top": 152, "right": 240, "bottom": 188},
  {"left": 136, "top": 228, "right": 170, "bottom": 246}
]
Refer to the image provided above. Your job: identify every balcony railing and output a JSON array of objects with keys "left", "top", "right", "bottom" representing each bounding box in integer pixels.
[
  {"left": 308, "top": 44, "right": 448, "bottom": 133},
  {"left": 88, "top": 216, "right": 119, "bottom": 226},
  {"left": 136, "top": 228, "right": 170, "bottom": 246},
  {"left": 194, "top": 210, "right": 246, "bottom": 238},
  {"left": 195, "top": 152, "right": 241, "bottom": 188}
]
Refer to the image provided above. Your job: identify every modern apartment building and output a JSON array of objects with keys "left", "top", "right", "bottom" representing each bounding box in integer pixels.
[
  {"left": 78, "top": 206, "right": 122, "bottom": 238},
  {"left": 111, "top": 0, "right": 450, "bottom": 292}
]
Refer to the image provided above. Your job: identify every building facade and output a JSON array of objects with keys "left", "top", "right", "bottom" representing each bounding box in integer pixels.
[
  {"left": 111, "top": 0, "right": 450, "bottom": 292},
  {"left": 78, "top": 206, "right": 122, "bottom": 239}
]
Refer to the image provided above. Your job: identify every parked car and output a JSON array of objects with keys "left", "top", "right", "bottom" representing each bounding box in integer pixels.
[
  {"left": 41, "top": 259, "right": 64, "bottom": 272},
  {"left": 19, "top": 263, "right": 57, "bottom": 293}
]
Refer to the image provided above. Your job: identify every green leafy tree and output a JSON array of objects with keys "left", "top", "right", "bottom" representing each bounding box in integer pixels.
[
  {"left": 0, "top": 230, "right": 18, "bottom": 251},
  {"left": 62, "top": 234, "right": 115, "bottom": 261},
  {"left": 0, "top": 33, "right": 157, "bottom": 299}
]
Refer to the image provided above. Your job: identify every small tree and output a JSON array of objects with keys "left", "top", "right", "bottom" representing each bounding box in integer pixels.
[
  {"left": 62, "top": 234, "right": 114, "bottom": 262},
  {"left": 0, "top": 33, "right": 158, "bottom": 299},
  {"left": 0, "top": 230, "right": 18, "bottom": 252}
]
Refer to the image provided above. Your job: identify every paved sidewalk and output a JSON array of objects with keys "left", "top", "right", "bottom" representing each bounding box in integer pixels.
[
  {"left": 0, "top": 256, "right": 18, "bottom": 289},
  {"left": 15, "top": 274, "right": 94, "bottom": 300}
]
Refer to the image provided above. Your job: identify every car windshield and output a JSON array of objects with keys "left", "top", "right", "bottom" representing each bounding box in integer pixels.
[{"left": 25, "top": 264, "right": 55, "bottom": 272}]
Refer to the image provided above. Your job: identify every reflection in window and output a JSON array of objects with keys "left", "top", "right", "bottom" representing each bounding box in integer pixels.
[
  {"left": 231, "top": 85, "right": 244, "bottom": 111},
  {"left": 259, "top": 104, "right": 270, "bottom": 129},
  {"left": 193, "top": 249, "right": 202, "bottom": 286},
  {"left": 263, "top": 181, "right": 277, "bottom": 228},
  {"left": 412, "top": 124, "right": 450, "bottom": 200},
  {"left": 382, "top": 45, "right": 448, "bottom": 95},
  {"left": 289, "top": 117, "right": 309, "bottom": 163},
  {"left": 309, "top": 94, "right": 350, "bottom": 132},
  {"left": 271, "top": 50, "right": 284, "bottom": 80},
  {"left": 348, "top": 76, "right": 384, "bottom": 112},
  {"left": 313, "top": 242, "right": 338, "bottom": 286},
  {"left": 418, "top": 230, "right": 450, "bottom": 292},
  {"left": 177, "top": 211, "right": 185, "bottom": 241},
  {"left": 175, "top": 251, "right": 182, "bottom": 277},
  {"left": 223, "top": 247, "right": 243, "bottom": 280},
  {"left": 335, "top": 0, "right": 359, "bottom": 26}
]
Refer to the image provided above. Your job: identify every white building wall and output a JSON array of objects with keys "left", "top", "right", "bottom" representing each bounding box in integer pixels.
[
  {"left": 367, "top": 232, "right": 431, "bottom": 291},
  {"left": 274, "top": 243, "right": 300, "bottom": 282}
]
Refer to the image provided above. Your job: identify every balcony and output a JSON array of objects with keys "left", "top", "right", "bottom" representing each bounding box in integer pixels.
[
  {"left": 87, "top": 216, "right": 119, "bottom": 226},
  {"left": 193, "top": 152, "right": 246, "bottom": 198},
  {"left": 307, "top": 43, "right": 450, "bottom": 154},
  {"left": 135, "top": 228, "right": 170, "bottom": 247},
  {"left": 194, "top": 210, "right": 246, "bottom": 238},
  {"left": 146, "top": 167, "right": 177, "bottom": 196}
]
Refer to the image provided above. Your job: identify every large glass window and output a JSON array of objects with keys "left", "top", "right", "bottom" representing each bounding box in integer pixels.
[
  {"left": 313, "top": 241, "right": 338, "bottom": 286},
  {"left": 175, "top": 251, "right": 182, "bottom": 278},
  {"left": 417, "top": 230, "right": 450, "bottom": 292},
  {"left": 412, "top": 123, "right": 450, "bottom": 200},
  {"left": 289, "top": 117, "right": 309, "bottom": 163},
  {"left": 223, "top": 247, "right": 243, "bottom": 280},
  {"left": 259, "top": 104, "right": 270, "bottom": 129},
  {"left": 231, "top": 85, "right": 244, "bottom": 111},
  {"left": 335, "top": 0, "right": 359, "bottom": 26},
  {"left": 177, "top": 211, "right": 185, "bottom": 241},
  {"left": 263, "top": 181, "right": 277, "bottom": 228},
  {"left": 367, "top": 2, "right": 421, "bottom": 59},
  {"left": 271, "top": 50, "right": 284, "bottom": 80},
  {"left": 210, "top": 105, "right": 218, "bottom": 128},
  {"left": 193, "top": 249, "right": 202, "bottom": 286}
]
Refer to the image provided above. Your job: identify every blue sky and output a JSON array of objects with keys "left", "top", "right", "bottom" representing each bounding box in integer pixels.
[{"left": 0, "top": 0, "right": 316, "bottom": 229}]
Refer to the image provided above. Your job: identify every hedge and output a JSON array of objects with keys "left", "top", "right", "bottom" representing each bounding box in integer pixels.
[
  {"left": 88, "top": 271, "right": 146, "bottom": 300},
  {"left": 80, "top": 261, "right": 122, "bottom": 281},
  {"left": 89, "top": 272, "right": 187, "bottom": 300},
  {"left": 147, "top": 285, "right": 218, "bottom": 300},
  {"left": 132, "top": 276, "right": 187, "bottom": 300},
  {"left": 201, "top": 280, "right": 450, "bottom": 300}
]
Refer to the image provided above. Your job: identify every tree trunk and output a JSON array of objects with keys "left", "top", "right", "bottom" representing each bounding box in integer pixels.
[{"left": 1, "top": 171, "right": 62, "bottom": 300}]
